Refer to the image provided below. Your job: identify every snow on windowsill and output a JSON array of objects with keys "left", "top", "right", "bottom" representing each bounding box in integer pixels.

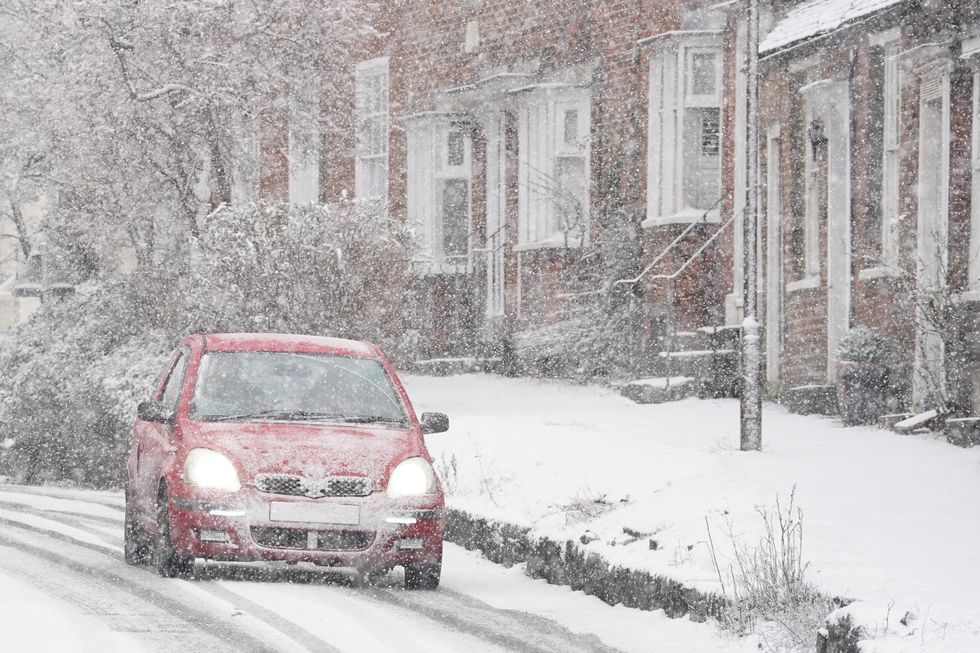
[
  {"left": 513, "top": 236, "right": 586, "bottom": 252},
  {"left": 858, "top": 265, "right": 901, "bottom": 281},
  {"left": 785, "top": 276, "right": 821, "bottom": 293},
  {"left": 641, "top": 208, "right": 720, "bottom": 229},
  {"left": 953, "top": 290, "right": 980, "bottom": 304}
]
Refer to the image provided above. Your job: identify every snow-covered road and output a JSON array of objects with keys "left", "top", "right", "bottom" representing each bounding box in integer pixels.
[{"left": 0, "top": 485, "right": 747, "bottom": 653}]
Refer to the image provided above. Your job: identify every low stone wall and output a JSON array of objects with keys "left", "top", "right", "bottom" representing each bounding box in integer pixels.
[{"left": 444, "top": 508, "right": 727, "bottom": 621}]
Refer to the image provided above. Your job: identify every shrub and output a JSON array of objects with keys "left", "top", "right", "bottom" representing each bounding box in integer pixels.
[
  {"left": 0, "top": 201, "right": 412, "bottom": 487},
  {"left": 706, "top": 490, "right": 834, "bottom": 651},
  {"left": 837, "top": 327, "right": 890, "bottom": 365}
]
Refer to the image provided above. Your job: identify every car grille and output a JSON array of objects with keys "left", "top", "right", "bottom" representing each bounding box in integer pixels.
[
  {"left": 250, "top": 527, "right": 374, "bottom": 551},
  {"left": 254, "top": 474, "right": 373, "bottom": 498}
]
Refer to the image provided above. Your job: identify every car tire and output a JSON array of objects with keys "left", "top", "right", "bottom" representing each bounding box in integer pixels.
[
  {"left": 404, "top": 560, "right": 441, "bottom": 591},
  {"left": 124, "top": 490, "right": 152, "bottom": 566},
  {"left": 155, "top": 487, "right": 194, "bottom": 578}
]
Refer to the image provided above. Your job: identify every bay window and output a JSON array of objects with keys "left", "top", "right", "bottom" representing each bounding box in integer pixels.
[
  {"left": 405, "top": 113, "right": 473, "bottom": 273},
  {"left": 514, "top": 87, "right": 591, "bottom": 247},
  {"left": 644, "top": 31, "right": 723, "bottom": 225}
]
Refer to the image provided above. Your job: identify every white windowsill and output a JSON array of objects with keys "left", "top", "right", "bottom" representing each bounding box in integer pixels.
[
  {"left": 642, "top": 208, "right": 721, "bottom": 229},
  {"left": 953, "top": 290, "right": 980, "bottom": 304},
  {"left": 514, "top": 237, "right": 585, "bottom": 252},
  {"left": 785, "top": 276, "right": 821, "bottom": 293},
  {"left": 858, "top": 265, "right": 901, "bottom": 281}
]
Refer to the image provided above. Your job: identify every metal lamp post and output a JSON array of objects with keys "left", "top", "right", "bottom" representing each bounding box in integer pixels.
[{"left": 740, "top": 0, "right": 763, "bottom": 451}]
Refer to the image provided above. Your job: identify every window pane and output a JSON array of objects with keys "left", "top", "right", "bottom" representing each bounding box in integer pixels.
[
  {"left": 701, "top": 108, "right": 720, "bottom": 155},
  {"left": 555, "top": 156, "right": 587, "bottom": 234},
  {"left": 683, "top": 108, "right": 721, "bottom": 211},
  {"left": 447, "top": 130, "right": 465, "bottom": 166},
  {"left": 442, "top": 178, "right": 469, "bottom": 257},
  {"left": 160, "top": 353, "right": 187, "bottom": 409},
  {"left": 690, "top": 52, "right": 717, "bottom": 96},
  {"left": 563, "top": 110, "right": 578, "bottom": 145}
]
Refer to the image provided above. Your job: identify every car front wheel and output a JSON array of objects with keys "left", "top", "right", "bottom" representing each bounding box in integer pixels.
[
  {"left": 404, "top": 559, "right": 441, "bottom": 590},
  {"left": 155, "top": 486, "right": 194, "bottom": 578}
]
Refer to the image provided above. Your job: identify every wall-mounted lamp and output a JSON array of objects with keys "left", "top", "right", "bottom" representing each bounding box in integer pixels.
[{"left": 808, "top": 119, "right": 827, "bottom": 158}]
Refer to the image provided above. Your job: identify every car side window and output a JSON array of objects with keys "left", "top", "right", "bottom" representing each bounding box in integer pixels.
[{"left": 159, "top": 352, "right": 188, "bottom": 410}]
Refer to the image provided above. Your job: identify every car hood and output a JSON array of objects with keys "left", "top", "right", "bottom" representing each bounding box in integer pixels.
[{"left": 180, "top": 419, "right": 425, "bottom": 484}]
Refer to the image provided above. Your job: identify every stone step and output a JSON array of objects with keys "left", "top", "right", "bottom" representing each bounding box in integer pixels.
[
  {"left": 655, "top": 349, "right": 737, "bottom": 380},
  {"left": 784, "top": 384, "right": 838, "bottom": 416},
  {"left": 620, "top": 377, "right": 696, "bottom": 404},
  {"left": 893, "top": 409, "right": 943, "bottom": 434},
  {"left": 944, "top": 417, "right": 980, "bottom": 447}
]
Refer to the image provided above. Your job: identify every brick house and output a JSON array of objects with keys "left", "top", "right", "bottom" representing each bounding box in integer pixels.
[
  {"left": 253, "top": 0, "right": 980, "bottom": 416},
  {"left": 752, "top": 0, "right": 980, "bottom": 413}
]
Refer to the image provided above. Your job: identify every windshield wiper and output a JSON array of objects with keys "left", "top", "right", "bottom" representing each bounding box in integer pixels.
[
  {"left": 202, "top": 410, "right": 346, "bottom": 422},
  {"left": 341, "top": 415, "right": 407, "bottom": 425}
]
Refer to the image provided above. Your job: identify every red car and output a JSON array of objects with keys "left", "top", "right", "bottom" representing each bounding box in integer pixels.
[{"left": 124, "top": 333, "right": 449, "bottom": 589}]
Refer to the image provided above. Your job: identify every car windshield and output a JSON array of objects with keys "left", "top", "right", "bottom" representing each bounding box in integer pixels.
[{"left": 190, "top": 351, "right": 408, "bottom": 425}]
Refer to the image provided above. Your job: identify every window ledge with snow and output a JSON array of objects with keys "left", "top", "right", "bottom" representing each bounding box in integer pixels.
[
  {"left": 953, "top": 290, "right": 980, "bottom": 304},
  {"left": 785, "top": 276, "right": 821, "bottom": 293},
  {"left": 514, "top": 236, "right": 586, "bottom": 252},
  {"left": 858, "top": 265, "right": 901, "bottom": 281},
  {"left": 641, "top": 208, "right": 720, "bottom": 229}
]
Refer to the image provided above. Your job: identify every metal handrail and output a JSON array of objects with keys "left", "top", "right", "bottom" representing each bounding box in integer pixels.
[
  {"left": 644, "top": 210, "right": 739, "bottom": 282},
  {"left": 613, "top": 199, "right": 722, "bottom": 288}
]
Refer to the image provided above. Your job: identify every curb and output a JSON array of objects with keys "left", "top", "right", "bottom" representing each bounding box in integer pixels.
[{"left": 444, "top": 508, "right": 727, "bottom": 622}]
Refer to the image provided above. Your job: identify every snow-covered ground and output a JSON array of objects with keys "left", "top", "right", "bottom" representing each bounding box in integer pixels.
[
  {"left": 405, "top": 373, "right": 980, "bottom": 652},
  {"left": 0, "top": 485, "right": 755, "bottom": 652}
]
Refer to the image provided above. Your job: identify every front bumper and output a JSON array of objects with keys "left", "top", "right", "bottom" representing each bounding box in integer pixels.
[{"left": 168, "top": 485, "right": 444, "bottom": 570}]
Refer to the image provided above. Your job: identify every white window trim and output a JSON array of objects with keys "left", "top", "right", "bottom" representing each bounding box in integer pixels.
[
  {"left": 354, "top": 57, "right": 389, "bottom": 205},
  {"left": 879, "top": 40, "right": 902, "bottom": 272},
  {"left": 765, "top": 123, "right": 783, "bottom": 383},
  {"left": 969, "top": 67, "right": 980, "bottom": 291},
  {"left": 404, "top": 113, "right": 474, "bottom": 275},
  {"left": 642, "top": 31, "right": 723, "bottom": 228},
  {"left": 797, "top": 79, "right": 822, "bottom": 284},
  {"left": 513, "top": 85, "right": 591, "bottom": 249}
]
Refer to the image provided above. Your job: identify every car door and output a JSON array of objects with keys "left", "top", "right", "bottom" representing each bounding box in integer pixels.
[{"left": 136, "top": 349, "right": 188, "bottom": 527}]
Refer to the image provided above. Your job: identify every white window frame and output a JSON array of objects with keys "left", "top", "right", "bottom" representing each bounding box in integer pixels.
[
  {"left": 969, "top": 58, "right": 980, "bottom": 294},
  {"left": 404, "top": 113, "right": 473, "bottom": 274},
  {"left": 354, "top": 57, "right": 389, "bottom": 206},
  {"left": 880, "top": 39, "right": 902, "bottom": 271},
  {"left": 642, "top": 31, "right": 723, "bottom": 227},
  {"left": 513, "top": 85, "right": 591, "bottom": 249}
]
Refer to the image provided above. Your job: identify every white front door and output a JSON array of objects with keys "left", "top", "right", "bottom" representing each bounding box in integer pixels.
[
  {"left": 914, "top": 73, "right": 950, "bottom": 408},
  {"left": 823, "top": 81, "right": 852, "bottom": 381},
  {"left": 484, "top": 112, "right": 506, "bottom": 321},
  {"left": 765, "top": 125, "right": 783, "bottom": 384}
]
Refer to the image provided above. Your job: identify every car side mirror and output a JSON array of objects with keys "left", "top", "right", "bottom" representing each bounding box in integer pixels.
[
  {"left": 420, "top": 412, "right": 449, "bottom": 434},
  {"left": 137, "top": 400, "right": 175, "bottom": 425}
]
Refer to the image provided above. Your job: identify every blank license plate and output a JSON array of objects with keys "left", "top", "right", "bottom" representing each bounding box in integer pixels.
[{"left": 269, "top": 502, "right": 360, "bottom": 525}]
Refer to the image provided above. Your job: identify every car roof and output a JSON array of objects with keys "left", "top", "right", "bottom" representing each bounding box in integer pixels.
[{"left": 198, "top": 333, "right": 379, "bottom": 358}]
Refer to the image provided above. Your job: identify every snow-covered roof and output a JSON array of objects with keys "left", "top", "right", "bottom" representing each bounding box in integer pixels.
[{"left": 760, "top": 0, "right": 906, "bottom": 55}]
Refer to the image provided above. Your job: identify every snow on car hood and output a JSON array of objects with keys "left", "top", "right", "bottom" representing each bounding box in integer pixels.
[{"left": 180, "top": 419, "right": 425, "bottom": 483}]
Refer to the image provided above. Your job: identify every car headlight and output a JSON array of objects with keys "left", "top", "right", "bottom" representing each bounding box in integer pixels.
[
  {"left": 183, "top": 448, "right": 241, "bottom": 492},
  {"left": 386, "top": 457, "right": 436, "bottom": 498}
]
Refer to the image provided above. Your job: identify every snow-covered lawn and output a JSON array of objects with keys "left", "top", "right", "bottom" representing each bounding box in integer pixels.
[{"left": 404, "top": 373, "right": 980, "bottom": 651}]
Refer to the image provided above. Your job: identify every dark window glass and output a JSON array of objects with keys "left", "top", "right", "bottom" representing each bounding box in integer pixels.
[
  {"left": 442, "top": 178, "right": 469, "bottom": 257},
  {"left": 448, "top": 130, "right": 465, "bottom": 166},
  {"left": 160, "top": 353, "right": 188, "bottom": 410}
]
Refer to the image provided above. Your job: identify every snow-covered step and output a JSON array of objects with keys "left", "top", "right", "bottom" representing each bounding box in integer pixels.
[
  {"left": 893, "top": 409, "right": 943, "bottom": 434},
  {"left": 620, "top": 376, "right": 695, "bottom": 404},
  {"left": 944, "top": 417, "right": 980, "bottom": 447},
  {"left": 655, "top": 348, "right": 737, "bottom": 381}
]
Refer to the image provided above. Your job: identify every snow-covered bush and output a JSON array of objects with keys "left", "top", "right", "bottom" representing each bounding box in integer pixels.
[
  {"left": 837, "top": 327, "right": 890, "bottom": 365},
  {"left": 0, "top": 202, "right": 412, "bottom": 487}
]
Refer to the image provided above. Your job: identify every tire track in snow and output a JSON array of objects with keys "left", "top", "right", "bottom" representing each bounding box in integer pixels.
[
  {"left": 0, "top": 517, "right": 339, "bottom": 652},
  {"left": 366, "top": 586, "right": 627, "bottom": 653},
  {"left": 0, "top": 531, "right": 280, "bottom": 652},
  {"left": 0, "top": 484, "right": 125, "bottom": 511},
  {"left": 0, "top": 490, "right": 626, "bottom": 653}
]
